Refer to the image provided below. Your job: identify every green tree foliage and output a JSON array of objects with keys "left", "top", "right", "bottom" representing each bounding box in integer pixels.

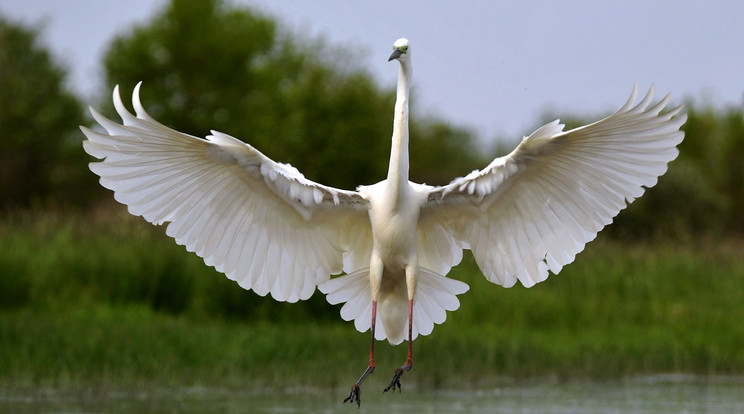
[
  {"left": 681, "top": 105, "right": 744, "bottom": 233},
  {"left": 0, "top": 16, "right": 87, "bottom": 208},
  {"left": 99, "top": 0, "right": 483, "bottom": 191}
]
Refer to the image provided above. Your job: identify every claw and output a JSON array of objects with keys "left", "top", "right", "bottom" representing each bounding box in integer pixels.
[
  {"left": 344, "top": 384, "right": 361, "bottom": 407},
  {"left": 383, "top": 366, "right": 408, "bottom": 393}
]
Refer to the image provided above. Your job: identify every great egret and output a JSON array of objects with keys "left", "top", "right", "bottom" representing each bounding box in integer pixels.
[{"left": 81, "top": 37, "right": 685, "bottom": 406}]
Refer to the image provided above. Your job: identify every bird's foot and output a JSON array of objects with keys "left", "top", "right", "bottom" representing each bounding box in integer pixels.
[
  {"left": 383, "top": 363, "right": 411, "bottom": 394},
  {"left": 344, "top": 364, "right": 374, "bottom": 407},
  {"left": 344, "top": 384, "right": 361, "bottom": 407}
]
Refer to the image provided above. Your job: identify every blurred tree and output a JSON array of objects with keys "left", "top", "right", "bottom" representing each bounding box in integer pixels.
[
  {"left": 680, "top": 104, "right": 744, "bottom": 235},
  {"left": 100, "top": 0, "right": 483, "bottom": 190},
  {"left": 0, "top": 16, "right": 88, "bottom": 208}
]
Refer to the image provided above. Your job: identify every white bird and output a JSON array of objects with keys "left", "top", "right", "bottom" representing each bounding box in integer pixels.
[{"left": 81, "top": 38, "right": 685, "bottom": 406}]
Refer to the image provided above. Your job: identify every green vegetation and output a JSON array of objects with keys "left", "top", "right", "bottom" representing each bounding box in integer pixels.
[
  {"left": 1, "top": 211, "right": 743, "bottom": 390},
  {"left": 0, "top": 16, "right": 88, "bottom": 208},
  {"left": 1, "top": 0, "right": 743, "bottom": 393}
]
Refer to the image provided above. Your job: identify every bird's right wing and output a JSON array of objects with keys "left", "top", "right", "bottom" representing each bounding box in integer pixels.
[
  {"left": 82, "top": 84, "right": 372, "bottom": 303},
  {"left": 421, "top": 84, "right": 686, "bottom": 288}
]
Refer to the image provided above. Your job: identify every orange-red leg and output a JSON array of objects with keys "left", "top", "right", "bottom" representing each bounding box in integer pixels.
[{"left": 344, "top": 300, "right": 377, "bottom": 407}]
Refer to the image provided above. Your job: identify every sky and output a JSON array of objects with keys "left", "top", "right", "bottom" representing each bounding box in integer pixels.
[{"left": 2, "top": 0, "right": 743, "bottom": 142}]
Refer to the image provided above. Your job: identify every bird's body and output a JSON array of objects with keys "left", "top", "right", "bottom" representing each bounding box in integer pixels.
[
  {"left": 362, "top": 179, "right": 423, "bottom": 343},
  {"left": 81, "top": 38, "right": 686, "bottom": 406}
]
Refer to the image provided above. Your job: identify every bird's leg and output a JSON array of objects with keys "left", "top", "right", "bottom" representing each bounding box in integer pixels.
[
  {"left": 384, "top": 298, "right": 413, "bottom": 393},
  {"left": 344, "top": 300, "right": 377, "bottom": 407}
]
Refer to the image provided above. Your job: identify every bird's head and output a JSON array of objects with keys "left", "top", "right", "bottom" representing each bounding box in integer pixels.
[{"left": 388, "top": 38, "right": 410, "bottom": 62}]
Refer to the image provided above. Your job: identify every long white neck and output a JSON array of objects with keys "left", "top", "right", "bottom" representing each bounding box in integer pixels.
[{"left": 387, "top": 58, "right": 412, "bottom": 202}]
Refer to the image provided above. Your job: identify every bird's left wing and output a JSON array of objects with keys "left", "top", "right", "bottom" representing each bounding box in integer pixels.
[
  {"left": 81, "top": 83, "right": 371, "bottom": 303},
  {"left": 420, "top": 84, "right": 686, "bottom": 288}
]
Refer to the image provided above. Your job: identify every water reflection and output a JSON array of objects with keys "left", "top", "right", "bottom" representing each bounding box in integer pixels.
[{"left": 3, "top": 375, "right": 744, "bottom": 413}]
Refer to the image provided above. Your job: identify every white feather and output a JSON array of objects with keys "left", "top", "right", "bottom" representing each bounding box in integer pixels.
[
  {"left": 82, "top": 40, "right": 685, "bottom": 354},
  {"left": 82, "top": 84, "right": 370, "bottom": 303},
  {"left": 423, "top": 83, "right": 686, "bottom": 289}
]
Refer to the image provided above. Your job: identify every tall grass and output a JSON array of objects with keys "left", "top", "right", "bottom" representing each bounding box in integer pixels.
[{"left": 1, "top": 208, "right": 743, "bottom": 389}]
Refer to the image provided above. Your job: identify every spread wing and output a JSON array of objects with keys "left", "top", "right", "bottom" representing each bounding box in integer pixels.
[
  {"left": 421, "top": 84, "right": 686, "bottom": 288},
  {"left": 82, "top": 83, "right": 371, "bottom": 302}
]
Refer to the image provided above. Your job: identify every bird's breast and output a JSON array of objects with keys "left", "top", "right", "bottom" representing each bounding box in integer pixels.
[{"left": 368, "top": 197, "right": 421, "bottom": 266}]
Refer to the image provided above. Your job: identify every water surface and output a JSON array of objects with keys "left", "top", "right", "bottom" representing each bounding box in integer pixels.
[{"left": 3, "top": 375, "right": 743, "bottom": 413}]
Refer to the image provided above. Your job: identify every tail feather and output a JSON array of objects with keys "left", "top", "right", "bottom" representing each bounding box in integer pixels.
[
  {"left": 318, "top": 267, "right": 469, "bottom": 344},
  {"left": 407, "top": 267, "right": 469, "bottom": 338}
]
